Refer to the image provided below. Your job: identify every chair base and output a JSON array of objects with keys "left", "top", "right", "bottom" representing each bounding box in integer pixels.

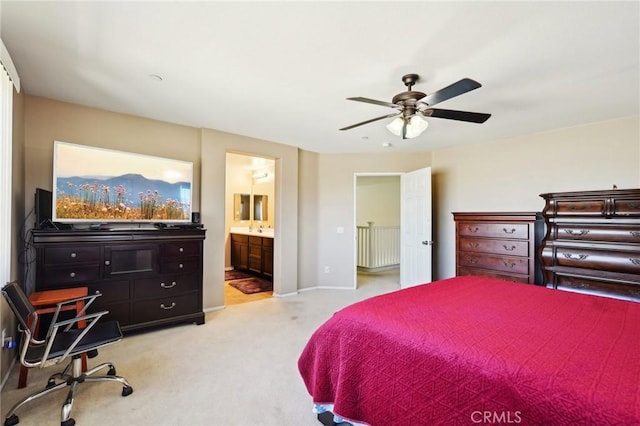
[{"left": 4, "top": 355, "right": 133, "bottom": 426}]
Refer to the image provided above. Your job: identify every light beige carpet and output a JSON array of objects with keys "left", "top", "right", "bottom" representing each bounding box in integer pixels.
[{"left": 1, "top": 271, "right": 399, "bottom": 425}]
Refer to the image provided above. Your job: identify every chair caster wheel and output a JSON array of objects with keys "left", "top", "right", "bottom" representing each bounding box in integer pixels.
[
  {"left": 122, "top": 385, "right": 133, "bottom": 397},
  {"left": 61, "top": 418, "right": 75, "bottom": 426},
  {"left": 107, "top": 366, "right": 116, "bottom": 376},
  {"left": 4, "top": 414, "right": 19, "bottom": 426}
]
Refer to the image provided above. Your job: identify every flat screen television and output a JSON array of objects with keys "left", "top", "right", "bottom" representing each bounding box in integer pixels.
[{"left": 53, "top": 141, "right": 193, "bottom": 224}]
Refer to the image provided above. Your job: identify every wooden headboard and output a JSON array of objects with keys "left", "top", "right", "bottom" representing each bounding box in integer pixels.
[{"left": 538, "top": 188, "right": 640, "bottom": 302}]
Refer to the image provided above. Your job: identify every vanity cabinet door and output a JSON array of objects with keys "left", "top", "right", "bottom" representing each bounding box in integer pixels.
[{"left": 231, "top": 234, "right": 249, "bottom": 270}]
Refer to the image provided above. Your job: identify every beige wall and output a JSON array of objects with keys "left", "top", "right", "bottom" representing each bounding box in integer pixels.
[
  {"left": 432, "top": 115, "right": 640, "bottom": 280},
  {"left": 298, "top": 150, "right": 320, "bottom": 291},
  {"left": 24, "top": 96, "right": 202, "bottom": 219},
  {"left": 356, "top": 176, "right": 400, "bottom": 227},
  {"left": 13, "top": 95, "right": 640, "bottom": 320},
  {"left": 200, "top": 129, "right": 299, "bottom": 308},
  {"left": 314, "top": 153, "right": 432, "bottom": 289}
]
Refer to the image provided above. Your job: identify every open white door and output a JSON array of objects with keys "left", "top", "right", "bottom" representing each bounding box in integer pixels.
[{"left": 400, "top": 167, "right": 432, "bottom": 288}]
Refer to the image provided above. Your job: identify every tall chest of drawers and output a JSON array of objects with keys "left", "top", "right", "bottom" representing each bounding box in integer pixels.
[
  {"left": 539, "top": 189, "right": 640, "bottom": 301},
  {"left": 33, "top": 228, "right": 206, "bottom": 332},
  {"left": 453, "top": 212, "right": 544, "bottom": 284}
]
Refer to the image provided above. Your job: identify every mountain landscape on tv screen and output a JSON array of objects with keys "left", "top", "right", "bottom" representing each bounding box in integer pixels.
[{"left": 55, "top": 173, "right": 191, "bottom": 221}]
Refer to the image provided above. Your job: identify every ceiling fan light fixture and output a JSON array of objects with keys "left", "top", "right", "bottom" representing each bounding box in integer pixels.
[
  {"left": 386, "top": 115, "right": 428, "bottom": 139},
  {"left": 385, "top": 117, "right": 405, "bottom": 136}
]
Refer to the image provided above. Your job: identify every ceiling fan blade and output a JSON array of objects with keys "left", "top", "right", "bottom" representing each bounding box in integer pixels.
[
  {"left": 422, "top": 108, "right": 491, "bottom": 123},
  {"left": 419, "top": 78, "right": 482, "bottom": 107},
  {"left": 339, "top": 113, "right": 400, "bottom": 131},
  {"left": 346, "top": 97, "right": 400, "bottom": 109}
]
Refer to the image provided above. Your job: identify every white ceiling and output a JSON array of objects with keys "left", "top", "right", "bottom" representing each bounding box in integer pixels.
[{"left": 1, "top": 1, "right": 638, "bottom": 153}]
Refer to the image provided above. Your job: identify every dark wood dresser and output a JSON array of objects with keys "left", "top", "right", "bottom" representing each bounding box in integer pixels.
[
  {"left": 539, "top": 189, "right": 640, "bottom": 302},
  {"left": 33, "top": 228, "right": 206, "bottom": 332},
  {"left": 453, "top": 212, "right": 544, "bottom": 284}
]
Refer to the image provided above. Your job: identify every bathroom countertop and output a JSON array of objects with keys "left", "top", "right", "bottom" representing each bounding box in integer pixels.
[{"left": 229, "top": 227, "right": 274, "bottom": 238}]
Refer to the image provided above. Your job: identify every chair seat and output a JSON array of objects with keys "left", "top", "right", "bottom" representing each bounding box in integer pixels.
[{"left": 24, "top": 321, "right": 123, "bottom": 364}]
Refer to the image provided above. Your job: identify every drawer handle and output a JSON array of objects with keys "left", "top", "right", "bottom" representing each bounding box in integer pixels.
[
  {"left": 630, "top": 259, "right": 640, "bottom": 265},
  {"left": 160, "top": 302, "right": 176, "bottom": 310},
  {"left": 161, "top": 281, "right": 177, "bottom": 289},
  {"left": 69, "top": 272, "right": 76, "bottom": 278},
  {"left": 631, "top": 231, "right": 640, "bottom": 238},
  {"left": 104, "top": 260, "right": 111, "bottom": 266},
  {"left": 503, "top": 245, "right": 516, "bottom": 251},
  {"left": 70, "top": 252, "right": 77, "bottom": 258},
  {"left": 467, "top": 226, "right": 479, "bottom": 233},
  {"left": 468, "top": 258, "right": 479, "bottom": 264},
  {"left": 179, "top": 247, "right": 184, "bottom": 252},
  {"left": 467, "top": 242, "right": 479, "bottom": 249},
  {"left": 562, "top": 253, "right": 588, "bottom": 261},
  {"left": 502, "top": 228, "right": 516, "bottom": 234},
  {"left": 565, "top": 229, "right": 589, "bottom": 236},
  {"left": 179, "top": 263, "right": 184, "bottom": 269},
  {"left": 502, "top": 261, "right": 517, "bottom": 268}
]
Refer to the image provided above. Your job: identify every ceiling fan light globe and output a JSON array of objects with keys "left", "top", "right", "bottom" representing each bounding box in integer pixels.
[
  {"left": 405, "top": 115, "right": 429, "bottom": 138},
  {"left": 386, "top": 117, "right": 405, "bottom": 136}
]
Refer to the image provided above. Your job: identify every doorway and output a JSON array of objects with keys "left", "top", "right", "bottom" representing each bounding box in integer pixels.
[
  {"left": 354, "top": 167, "right": 432, "bottom": 290},
  {"left": 224, "top": 152, "right": 275, "bottom": 306},
  {"left": 354, "top": 173, "right": 402, "bottom": 290}
]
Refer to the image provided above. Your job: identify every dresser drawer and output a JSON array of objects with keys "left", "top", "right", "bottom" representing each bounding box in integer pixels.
[
  {"left": 554, "top": 199, "right": 605, "bottom": 216},
  {"left": 160, "top": 241, "right": 201, "bottom": 258},
  {"left": 554, "top": 224, "right": 640, "bottom": 243},
  {"left": 459, "top": 253, "right": 530, "bottom": 275},
  {"left": 133, "top": 274, "right": 199, "bottom": 299},
  {"left": 88, "top": 280, "right": 131, "bottom": 304},
  {"left": 457, "top": 266, "right": 530, "bottom": 284},
  {"left": 554, "top": 274, "right": 640, "bottom": 302},
  {"left": 41, "top": 266, "right": 100, "bottom": 286},
  {"left": 159, "top": 258, "right": 199, "bottom": 274},
  {"left": 44, "top": 246, "right": 100, "bottom": 265},
  {"left": 613, "top": 197, "right": 640, "bottom": 216},
  {"left": 458, "top": 237, "right": 529, "bottom": 257},
  {"left": 132, "top": 293, "right": 199, "bottom": 323},
  {"left": 554, "top": 247, "right": 640, "bottom": 275},
  {"left": 458, "top": 222, "right": 529, "bottom": 239},
  {"left": 90, "top": 300, "right": 131, "bottom": 326}
]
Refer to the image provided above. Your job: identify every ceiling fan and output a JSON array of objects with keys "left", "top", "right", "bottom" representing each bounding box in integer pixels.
[{"left": 339, "top": 74, "right": 491, "bottom": 139}]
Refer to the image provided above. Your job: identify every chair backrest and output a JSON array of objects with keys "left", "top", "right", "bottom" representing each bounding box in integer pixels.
[{"left": 1, "top": 281, "right": 36, "bottom": 332}]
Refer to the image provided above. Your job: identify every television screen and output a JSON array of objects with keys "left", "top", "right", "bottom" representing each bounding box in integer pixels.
[{"left": 53, "top": 141, "right": 193, "bottom": 224}]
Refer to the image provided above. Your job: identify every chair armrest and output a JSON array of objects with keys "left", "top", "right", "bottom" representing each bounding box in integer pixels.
[
  {"left": 48, "top": 292, "right": 103, "bottom": 335},
  {"left": 53, "top": 310, "right": 109, "bottom": 328}
]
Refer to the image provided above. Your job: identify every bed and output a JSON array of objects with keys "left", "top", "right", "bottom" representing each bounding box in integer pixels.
[{"left": 297, "top": 276, "right": 640, "bottom": 425}]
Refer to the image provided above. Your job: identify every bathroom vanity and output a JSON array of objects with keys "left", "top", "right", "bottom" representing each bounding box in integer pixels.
[{"left": 230, "top": 228, "right": 273, "bottom": 279}]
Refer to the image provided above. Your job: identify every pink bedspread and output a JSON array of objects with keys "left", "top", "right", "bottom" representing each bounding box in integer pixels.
[{"left": 298, "top": 276, "right": 640, "bottom": 425}]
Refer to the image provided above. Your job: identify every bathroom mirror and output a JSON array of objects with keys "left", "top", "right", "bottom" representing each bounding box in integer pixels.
[
  {"left": 233, "top": 193, "right": 250, "bottom": 221},
  {"left": 233, "top": 193, "right": 268, "bottom": 221},
  {"left": 254, "top": 195, "right": 268, "bottom": 221}
]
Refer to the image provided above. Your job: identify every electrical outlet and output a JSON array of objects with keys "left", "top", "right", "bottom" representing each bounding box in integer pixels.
[{"left": 324, "top": 266, "right": 331, "bottom": 273}]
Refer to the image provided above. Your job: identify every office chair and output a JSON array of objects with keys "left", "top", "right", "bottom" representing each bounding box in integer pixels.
[{"left": 1, "top": 281, "right": 133, "bottom": 426}]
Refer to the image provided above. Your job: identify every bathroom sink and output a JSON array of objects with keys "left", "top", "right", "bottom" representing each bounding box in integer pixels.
[{"left": 229, "top": 227, "right": 274, "bottom": 238}]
